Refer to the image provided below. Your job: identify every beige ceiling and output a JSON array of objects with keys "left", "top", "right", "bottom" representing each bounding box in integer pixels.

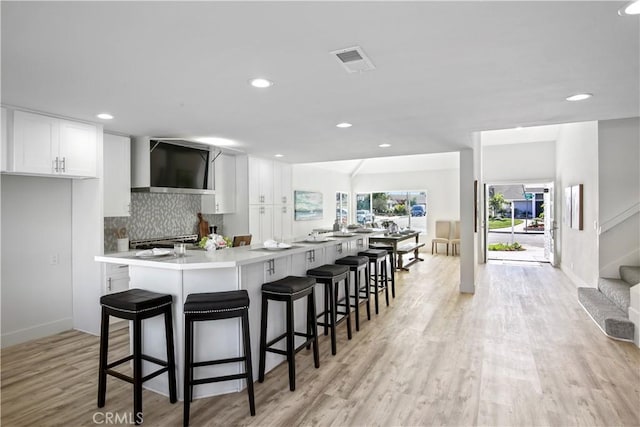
[{"left": 2, "top": 1, "right": 638, "bottom": 164}]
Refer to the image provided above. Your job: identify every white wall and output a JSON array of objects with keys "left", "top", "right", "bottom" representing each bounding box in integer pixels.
[
  {"left": 556, "top": 121, "right": 599, "bottom": 287},
  {"left": 291, "top": 164, "right": 351, "bottom": 237},
  {"left": 598, "top": 117, "right": 640, "bottom": 278},
  {"left": 1, "top": 175, "right": 74, "bottom": 347},
  {"left": 351, "top": 167, "right": 460, "bottom": 240},
  {"left": 483, "top": 140, "right": 556, "bottom": 182}
]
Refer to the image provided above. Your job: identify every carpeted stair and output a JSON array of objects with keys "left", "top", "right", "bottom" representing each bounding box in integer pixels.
[{"left": 578, "top": 265, "right": 639, "bottom": 341}]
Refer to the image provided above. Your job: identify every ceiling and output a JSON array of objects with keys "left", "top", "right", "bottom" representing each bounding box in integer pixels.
[{"left": 2, "top": 2, "right": 638, "bottom": 164}]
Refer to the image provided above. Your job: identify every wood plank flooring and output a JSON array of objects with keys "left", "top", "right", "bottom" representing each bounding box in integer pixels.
[{"left": 2, "top": 254, "right": 639, "bottom": 426}]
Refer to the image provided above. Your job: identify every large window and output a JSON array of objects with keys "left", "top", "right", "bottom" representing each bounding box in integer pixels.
[
  {"left": 357, "top": 191, "right": 427, "bottom": 232},
  {"left": 335, "top": 192, "right": 349, "bottom": 224}
]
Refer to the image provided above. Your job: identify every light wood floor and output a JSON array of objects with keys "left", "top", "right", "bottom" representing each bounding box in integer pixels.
[{"left": 2, "top": 254, "right": 639, "bottom": 426}]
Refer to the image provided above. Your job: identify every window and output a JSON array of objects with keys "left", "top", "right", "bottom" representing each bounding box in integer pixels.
[{"left": 357, "top": 191, "right": 427, "bottom": 232}]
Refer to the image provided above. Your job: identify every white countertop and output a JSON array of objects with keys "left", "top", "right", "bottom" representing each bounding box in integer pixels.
[{"left": 95, "top": 231, "right": 379, "bottom": 270}]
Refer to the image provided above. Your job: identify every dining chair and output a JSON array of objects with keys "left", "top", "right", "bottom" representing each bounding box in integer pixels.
[
  {"left": 449, "top": 221, "right": 460, "bottom": 255},
  {"left": 431, "top": 221, "right": 451, "bottom": 255},
  {"left": 232, "top": 235, "right": 252, "bottom": 247}
]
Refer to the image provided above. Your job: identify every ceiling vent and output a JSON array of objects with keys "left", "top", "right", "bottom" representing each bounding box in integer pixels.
[{"left": 330, "top": 46, "right": 376, "bottom": 73}]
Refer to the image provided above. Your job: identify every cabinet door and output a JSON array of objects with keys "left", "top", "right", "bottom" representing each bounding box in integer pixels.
[
  {"left": 273, "top": 161, "right": 292, "bottom": 205},
  {"left": 103, "top": 134, "right": 131, "bottom": 217},
  {"left": 249, "top": 204, "right": 274, "bottom": 243},
  {"left": 273, "top": 205, "right": 293, "bottom": 241},
  {"left": 13, "top": 110, "right": 58, "bottom": 174},
  {"left": 59, "top": 119, "right": 98, "bottom": 177},
  {"left": 1, "top": 108, "right": 7, "bottom": 172},
  {"left": 214, "top": 153, "right": 236, "bottom": 213},
  {"left": 248, "top": 156, "right": 273, "bottom": 204}
]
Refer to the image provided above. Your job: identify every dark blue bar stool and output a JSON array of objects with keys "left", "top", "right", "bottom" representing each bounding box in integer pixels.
[
  {"left": 98, "top": 289, "right": 177, "bottom": 425},
  {"left": 258, "top": 276, "right": 319, "bottom": 391},
  {"left": 183, "top": 290, "right": 255, "bottom": 426},
  {"left": 307, "top": 264, "right": 352, "bottom": 355},
  {"left": 335, "top": 255, "right": 370, "bottom": 331}
]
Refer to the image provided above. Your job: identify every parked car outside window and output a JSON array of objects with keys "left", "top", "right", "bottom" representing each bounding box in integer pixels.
[
  {"left": 356, "top": 209, "right": 374, "bottom": 224},
  {"left": 410, "top": 205, "right": 425, "bottom": 217}
]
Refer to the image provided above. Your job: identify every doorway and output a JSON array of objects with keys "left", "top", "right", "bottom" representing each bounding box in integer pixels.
[{"left": 484, "top": 182, "right": 556, "bottom": 264}]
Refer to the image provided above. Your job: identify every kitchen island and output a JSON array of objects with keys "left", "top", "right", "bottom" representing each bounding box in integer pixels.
[{"left": 95, "top": 232, "right": 375, "bottom": 400}]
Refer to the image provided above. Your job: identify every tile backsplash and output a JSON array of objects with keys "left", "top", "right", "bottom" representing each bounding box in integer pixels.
[{"left": 104, "top": 193, "right": 222, "bottom": 252}]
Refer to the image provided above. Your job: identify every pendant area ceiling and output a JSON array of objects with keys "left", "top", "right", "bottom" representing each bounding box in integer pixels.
[{"left": 1, "top": 1, "right": 638, "bottom": 163}]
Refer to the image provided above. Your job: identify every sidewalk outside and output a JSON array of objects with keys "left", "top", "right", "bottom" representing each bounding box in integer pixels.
[{"left": 488, "top": 221, "right": 547, "bottom": 262}]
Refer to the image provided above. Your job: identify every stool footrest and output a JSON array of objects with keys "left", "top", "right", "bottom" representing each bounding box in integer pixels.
[
  {"left": 193, "top": 373, "right": 248, "bottom": 385},
  {"left": 193, "top": 356, "right": 245, "bottom": 368},
  {"left": 106, "top": 354, "right": 134, "bottom": 370},
  {"left": 142, "top": 367, "right": 169, "bottom": 383},
  {"left": 265, "top": 332, "right": 288, "bottom": 348}
]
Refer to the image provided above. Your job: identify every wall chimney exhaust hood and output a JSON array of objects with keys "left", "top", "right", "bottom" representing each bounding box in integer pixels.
[{"left": 131, "top": 137, "right": 216, "bottom": 195}]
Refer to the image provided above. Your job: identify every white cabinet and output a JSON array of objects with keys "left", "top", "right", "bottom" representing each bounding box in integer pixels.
[
  {"left": 248, "top": 156, "right": 274, "bottom": 204},
  {"left": 273, "top": 162, "right": 292, "bottom": 206},
  {"left": 1, "top": 108, "right": 7, "bottom": 172},
  {"left": 273, "top": 204, "right": 294, "bottom": 241},
  {"left": 11, "top": 110, "right": 97, "bottom": 178},
  {"left": 202, "top": 152, "right": 236, "bottom": 214},
  {"left": 103, "top": 133, "right": 131, "bottom": 217},
  {"left": 104, "top": 263, "right": 129, "bottom": 294},
  {"left": 249, "top": 204, "right": 274, "bottom": 243}
]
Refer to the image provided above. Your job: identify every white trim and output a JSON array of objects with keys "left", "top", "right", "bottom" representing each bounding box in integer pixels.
[
  {"left": 0, "top": 317, "right": 73, "bottom": 348},
  {"left": 599, "top": 203, "right": 640, "bottom": 235}
]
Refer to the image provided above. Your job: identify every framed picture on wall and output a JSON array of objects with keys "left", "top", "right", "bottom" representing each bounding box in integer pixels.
[
  {"left": 571, "top": 184, "right": 583, "bottom": 230},
  {"left": 294, "top": 190, "right": 323, "bottom": 221}
]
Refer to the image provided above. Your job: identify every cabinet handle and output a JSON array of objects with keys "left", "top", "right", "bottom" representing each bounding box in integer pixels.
[
  {"left": 337, "top": 243, "right": 343, "bottom": 254},
  {"left": 307, "top": 250, "right": 315, "bottom": 263},
  {"left": 282, "top": 196, "right": 287, "bottom": 204},
  {"left": 282, "top": 206, "right": 287, "bottom": 214},
  {"left": 60, "top": 157, "right": 66, "bottom": 172},
  {"left": 266, "top": 259, "right": 275, "bottom": 275},
  {"left": 53, "top": 157, "right": 59, "bottom": 172},
  {"left": 216, "top": 203, "right": 220, "bottom": 212},
  {"left": 107, "top": 277, "right": 112, "bottom": 292}
]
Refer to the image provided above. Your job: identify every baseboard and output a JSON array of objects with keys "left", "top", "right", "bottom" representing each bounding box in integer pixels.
[{"left": 0, "top": 317, "right": 73, "bottom": 348}]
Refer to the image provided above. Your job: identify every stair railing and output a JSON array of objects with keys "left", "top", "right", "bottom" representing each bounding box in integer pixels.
[{"left": 598, "top": 202, "right": 640, "bottom": 235}]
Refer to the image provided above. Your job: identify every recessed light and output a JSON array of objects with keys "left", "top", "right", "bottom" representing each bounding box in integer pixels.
[
  {"left": 379, "top": 143, "right": 391, "bottom": 148},
  {"left": 566, "top": 93, "right": 593, "bottom": 101},
  {"left": 96, "top": 113, "right": 114, "bottom": 120},
  {"left": 195, "top": 137, "right": 235, "bottom": 146},
  {"left": 249, "top": 78, "right": 273, "bottom": 88},
  {"left": 274, "top": 154, "right": 284, "bottom": 158},
  {"left": 336, "top": 122, "right": 352, "bottom": 128},
  {"left": 618, "top": 0, "right": 640, "bottom": 15}
]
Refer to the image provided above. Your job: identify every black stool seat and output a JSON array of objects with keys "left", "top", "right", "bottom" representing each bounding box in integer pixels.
[
  {"left": 358, "top": 248, "right": 387, "bottom": 259},
  {"left": 183, "top": 290, "right": 255, "bottom": 426},
  {"left": 336, "top": 256, "right": 370, "bottom": 331},
  {"left": 335, "top": 255, "right": 368, "bottom": 267},
  {"left": 307, "top": 264, "right": 352, "bottom": 355},
  {"left": 262, "top": 276, "right": 316, "bottom": 294},
  {"left": 307, "top": 264, "right": 349, "bottom": 277},
  {"left": 100, "top": 288, "right": 172, "bottom": 313},
  {"left": 184, "top": 290, "right": 249, "bottom": 313},
  {"left": 98, "top": 289, "right": 177, "bottom": 425},
  {"left": 259, "top": 276, "right": 319, "bottom": 391}
]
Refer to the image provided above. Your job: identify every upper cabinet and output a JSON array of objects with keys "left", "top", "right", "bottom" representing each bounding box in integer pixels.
[
  {"left": 248, "top": 156, "right": 274, "bottom": 205},
  {"left": 8, "top": 110, "right": 98, "bottom": 178},
  {"left": 273, "top": 162, "right": 292, "bottom": 206},
  {"left": 103, "top": 133, "right": 131, "bottom": 217},
  {"left": 202, "top": 152, "right": 236, "bottom": 214},
  {"left": 1, "top": 108, "right": 7, "bottom": 172}
]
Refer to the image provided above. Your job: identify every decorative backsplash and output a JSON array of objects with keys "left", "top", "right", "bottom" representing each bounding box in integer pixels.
[{"left": 104, "top": 193, "right": 223, "bottom": 252}]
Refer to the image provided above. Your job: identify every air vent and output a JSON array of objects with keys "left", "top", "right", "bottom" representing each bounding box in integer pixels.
[{"left": 330, "top": 46, "right": 376, "bottom": 73}]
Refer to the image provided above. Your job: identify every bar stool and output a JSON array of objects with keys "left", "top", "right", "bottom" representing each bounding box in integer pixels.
[
  {"left": 369, "top": 243, "right": 396, "bottom": 298},
  {"left": 97, "top": 289, "right": 177, "bottom": 425},
  {"left": 358, "top": 249, "right": 390, "bottom": 314},
  {"left": 183, "top": 290, "right": 255, "bottom": 427},
  {"left": 334, "top": 256, "right": 370, "bottom": 331},
  {"left": 307, "top": 264, "right": 352, "bottom": 355},
  {"left": 258, "top": 276, "right": 319, "bottom": 391}
]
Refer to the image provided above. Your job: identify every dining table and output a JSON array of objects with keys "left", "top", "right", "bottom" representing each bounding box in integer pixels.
[{"left": 368, "top": 230, "right": 423, "bottom": 271}]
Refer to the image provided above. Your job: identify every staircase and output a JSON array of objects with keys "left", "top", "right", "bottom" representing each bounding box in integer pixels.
[{"left": 578, "top": 265, "right": 639, "bottom": 342}]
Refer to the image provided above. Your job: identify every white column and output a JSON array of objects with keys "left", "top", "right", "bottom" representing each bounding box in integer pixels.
[{"left": 459, "top": 148, "right": 476, "bottom": 294}]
